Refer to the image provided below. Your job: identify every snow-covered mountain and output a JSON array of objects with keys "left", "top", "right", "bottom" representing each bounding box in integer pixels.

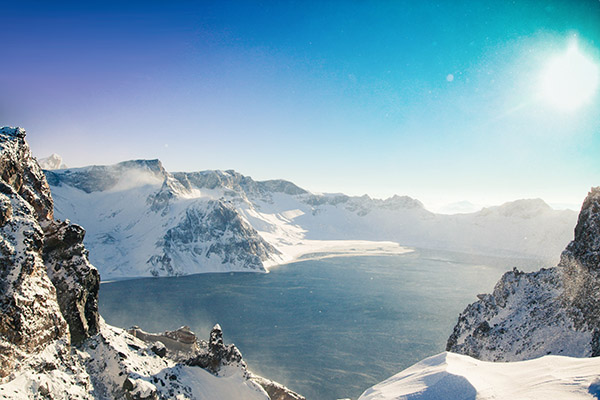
[
  {"left": 38, "top": 153, "right": 67, "bottom": 170},
  {"left": 446, "top": 187, "right": 600, "bottom": 361},
  {"left": 0, "top": 127, "right": 303, "bottom": 400},
  {"left": 45, "top": 160, "right": 577, "bottom": 279},
  {"left": 358, "top": 352, "right": 600, "bottom": 400}
]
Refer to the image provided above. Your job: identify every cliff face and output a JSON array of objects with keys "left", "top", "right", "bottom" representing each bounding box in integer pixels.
[
  {"left": 148, "top": 199, "right": 279, "bottom": 276},
  {"left": 0, "top": 177, "right": 68, "bottom": 376},
  {"left": 0, "top": 127, "right": 71, "bottom": 377},
  {"left": 43, "top": 220, "right": 100, "bottom": 344},
  {"left": 0, "top": 127, "right": 100, "bottom": 357},
  {"left": 447, "top": 187, "right": 600, "bottom": 361}
]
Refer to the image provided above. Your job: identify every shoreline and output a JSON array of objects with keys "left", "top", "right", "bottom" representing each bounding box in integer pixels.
[{"left": 264, "top": 240, "right": 413, "bottom": 270}]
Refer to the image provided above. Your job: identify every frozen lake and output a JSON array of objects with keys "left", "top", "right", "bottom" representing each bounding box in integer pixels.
[{"left": 99, "top": 249, "right": 540, "bottom": 400}]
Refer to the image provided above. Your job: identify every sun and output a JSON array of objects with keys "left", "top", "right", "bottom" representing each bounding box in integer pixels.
[{"left": 540, "top": 41, "right": 599, "bottom": 111}]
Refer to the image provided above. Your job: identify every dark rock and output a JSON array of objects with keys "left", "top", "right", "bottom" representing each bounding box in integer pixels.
[
  {"left": 0, "top": 127, "right": 54, "bottom": 222},
  {"left": 164, "top": 325, "right": 196, "bottom": 345},
  {"left": 150, "top": 342, "right": 167, "bottom": 358},
  {"left": 560, "top": 187, "right": 600, "bottom": 272},
  {"left": 185, "top": 324, "right": 245, "bottom": 374},
  {"left": 43, "top": 220, "right": 100, "bottom": 345},
  {"left": 123, "top": 377, "right": 158, "bottom": 400},
  {"left": 0, "top": 128, "right": 68, "bottom": 377}
]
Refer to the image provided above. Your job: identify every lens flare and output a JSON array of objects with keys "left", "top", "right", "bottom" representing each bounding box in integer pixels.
[{"left": 540, "top": 42, "right": 599, "bottom": 111}]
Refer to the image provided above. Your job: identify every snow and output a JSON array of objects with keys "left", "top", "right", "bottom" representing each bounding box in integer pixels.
[
  {"left": 358, "top": 352, "right": 600, "bottom": 400},
  {"left": 177, "top": 366, "right": 269, "bottom": 400},
  {"left": 264, "top": 240, "right": 412, "bottom": 268}
]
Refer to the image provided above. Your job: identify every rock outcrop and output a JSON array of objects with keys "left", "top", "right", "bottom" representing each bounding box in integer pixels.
[
  {"left": 0, "top": 178, "right": 68, "bottom": 377},
  {"left": 43, "top": 220, "right": 100, "bottom": 344},
  {"left": 129, "top": 324, "right": 305, "bottom": 400},
  {"left": 447, "top": 187, "right": 600, "bottom": 361},
  {"left": 0, "top": 127, "right": 69, "bottom": 376}
]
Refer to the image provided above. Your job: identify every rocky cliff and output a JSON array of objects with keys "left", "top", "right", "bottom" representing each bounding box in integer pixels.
[
  {"left": 446, "top": 187, "right": 600, "bottom": 361},
  {"left": 0, "top": 127, "right": 95, "bottom": 398}
]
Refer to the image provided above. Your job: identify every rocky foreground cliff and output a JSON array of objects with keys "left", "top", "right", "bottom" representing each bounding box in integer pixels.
[
  {"left": 0, "top": 127, "right": 303, "bottom": 400},
  {"left": 446, "top": 187, "right": 600, "bottom": 361}
]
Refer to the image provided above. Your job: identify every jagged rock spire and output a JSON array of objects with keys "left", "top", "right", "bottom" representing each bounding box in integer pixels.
[{"left": 560, "top": 187, "right": 600, "bottom": 271}]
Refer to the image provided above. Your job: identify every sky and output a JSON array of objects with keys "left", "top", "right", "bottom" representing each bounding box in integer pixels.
[{"left": 2, "top": 0, "right": 600, "bottom": 211}]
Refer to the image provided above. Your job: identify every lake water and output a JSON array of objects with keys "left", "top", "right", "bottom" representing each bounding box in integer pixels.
[{"left": 99, "top": 249, "right": 540, "bottom": 400}]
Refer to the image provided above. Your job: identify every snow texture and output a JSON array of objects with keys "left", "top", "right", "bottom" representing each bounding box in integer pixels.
[{"left": 358, "top": 352, "right": 600, "bottom": 400}]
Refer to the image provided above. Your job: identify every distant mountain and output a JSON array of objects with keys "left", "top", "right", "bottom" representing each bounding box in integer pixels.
[
  {"left": 436, "top": 200, "right": 483, "bottom": 214},
  {"left": 44, "top": 159, "right": 578, "bottom": 279},
  {"left": 446, "top": 187, "right": 600, "bottom": 360},
  {"left": 38, "top": 153, "right": 67, "bottom": 169}
]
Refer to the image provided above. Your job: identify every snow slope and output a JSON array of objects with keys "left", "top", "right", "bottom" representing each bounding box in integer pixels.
[
  {"left": 45, "top": 162, "right": 577, "bottom": 279},
  {"left": 358, "top": 352, "right": 600, "bottom": 400}
]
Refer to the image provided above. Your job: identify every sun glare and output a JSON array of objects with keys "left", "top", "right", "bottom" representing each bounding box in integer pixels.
[{"left": 540, "top": 42, "right": 599, "bottom": 111}]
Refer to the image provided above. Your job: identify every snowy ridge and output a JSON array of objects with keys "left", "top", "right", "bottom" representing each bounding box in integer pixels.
[
  {"left": 46, "top": 160, "right": 577, "bottom": 279},
  {"left": 446, "top": 187, "right": 600, "bottom": 361},
  {"left": 358, "top": 352, "right": 600, "bottom": 400}
]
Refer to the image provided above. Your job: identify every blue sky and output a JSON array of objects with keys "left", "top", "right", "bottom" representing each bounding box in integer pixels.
[{"left": 2, "top": 0, "right": 599, "bottom": 210}]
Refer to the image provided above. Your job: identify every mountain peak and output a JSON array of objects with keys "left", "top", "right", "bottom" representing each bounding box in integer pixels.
[
  {"left": 560, "top": 186, "right": 600, "bottom": 271},
  {"left": 38, "top": 153, "right": 67, "bottom": 170},
  {"left": 45, "top": 159, "right": 168, "bottom": 193}
]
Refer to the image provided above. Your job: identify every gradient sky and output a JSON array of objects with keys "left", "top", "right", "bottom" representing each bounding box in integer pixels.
[{"left": 2, "top": 0, "right": 600, "bottom": 211}]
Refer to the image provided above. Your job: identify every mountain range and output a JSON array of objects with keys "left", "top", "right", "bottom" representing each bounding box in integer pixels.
[{"left": 44, "top": 159, "right": 577, "bottom": 279}]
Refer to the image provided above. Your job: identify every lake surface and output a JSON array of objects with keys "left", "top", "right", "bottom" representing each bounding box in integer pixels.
[{"left": 99, "top": 249, "right": 540, "bottom": 400}]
